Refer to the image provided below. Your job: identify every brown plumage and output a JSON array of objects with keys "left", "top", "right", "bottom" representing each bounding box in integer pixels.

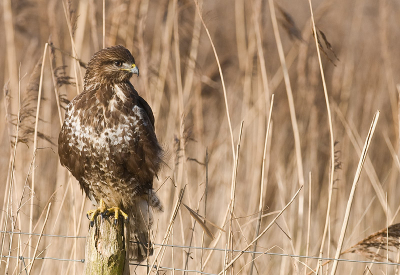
[{"left": 58, "top": 45, "right": 163, "bottom": 262}]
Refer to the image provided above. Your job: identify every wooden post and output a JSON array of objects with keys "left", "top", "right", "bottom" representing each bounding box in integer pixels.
[{"left": 85, "top": 215, "right": 130, "bottom": 275}]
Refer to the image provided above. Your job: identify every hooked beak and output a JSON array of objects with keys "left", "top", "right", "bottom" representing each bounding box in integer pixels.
[{"left": 130, "top": 64, "right": 139, "bottom": 77}]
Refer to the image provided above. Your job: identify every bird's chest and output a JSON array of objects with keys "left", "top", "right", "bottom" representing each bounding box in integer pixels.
[{"left": 69, "top": 104, "right": 142, "bottom": 157}]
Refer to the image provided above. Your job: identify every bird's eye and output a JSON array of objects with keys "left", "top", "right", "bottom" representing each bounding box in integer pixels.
[{"left": 114, "top": 61, "right": 123, "bottom": 67}]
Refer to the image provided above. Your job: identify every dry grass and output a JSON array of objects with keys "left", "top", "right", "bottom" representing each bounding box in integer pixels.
[{"left": 0, "top": 0, "right": 400, "bottom": 274}]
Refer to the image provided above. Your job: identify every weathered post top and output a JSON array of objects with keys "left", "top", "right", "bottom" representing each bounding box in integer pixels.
[{"left": 85, "top": 215, "right": 130, "bottom": 275}]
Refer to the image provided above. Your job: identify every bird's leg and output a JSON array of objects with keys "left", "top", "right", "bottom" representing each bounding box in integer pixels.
[
  {"left": 107, "top": 206, "right": 129, "bottom": 225},
  {"left": 87, "top": 198, "right": 107, "bottom": 225}
]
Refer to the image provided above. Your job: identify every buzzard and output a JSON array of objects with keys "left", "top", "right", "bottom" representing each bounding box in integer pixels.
[{"left": 58, "top": 45, "right": 163, "bottom": 262}]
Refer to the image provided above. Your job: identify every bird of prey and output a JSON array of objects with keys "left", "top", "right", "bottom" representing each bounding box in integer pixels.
[{"left": 58, "top": 45, "right": 163, "bottom": 262}]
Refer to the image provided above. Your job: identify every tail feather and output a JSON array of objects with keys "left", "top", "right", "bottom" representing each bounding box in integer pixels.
[
  {"left": 130, "top": 229, "right": 153, "bottom": 263},
  {"left": 128, "top": 191, "right": 162, "bottom": 262}
]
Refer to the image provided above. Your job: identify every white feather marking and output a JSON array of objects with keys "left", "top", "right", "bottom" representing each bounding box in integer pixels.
[{"left": 115, "top": 85, "right": 128, "bottom": 101}]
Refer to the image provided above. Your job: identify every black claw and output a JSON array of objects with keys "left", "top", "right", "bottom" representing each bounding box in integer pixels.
[
  {"left": 90, "top": 220, "right": 94, "bottom": 227},
  {"left": 86, "top": 213, "right": 89, "bottom": 220},
  {"left": 114, "top": 218, "right": 118, "bottom": 225}
]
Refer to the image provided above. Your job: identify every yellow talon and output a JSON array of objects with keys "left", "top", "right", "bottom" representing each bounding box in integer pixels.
[
  {"left": 87, "top": 199, "right": 107, "bottom": 222},
  {"left": 86, "top": 199, "right": 128, "bottom": 225},
  {"left": 107, "top": 207, "right": 129, "bottom": 221}
]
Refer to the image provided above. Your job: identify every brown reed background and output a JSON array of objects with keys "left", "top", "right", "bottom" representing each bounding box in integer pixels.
[{"left": 0, "top": 0, "right": 400, "bottom": 274}]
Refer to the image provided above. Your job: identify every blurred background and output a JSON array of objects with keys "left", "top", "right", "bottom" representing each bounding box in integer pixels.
[{"left": 0, "top": 0, "right": 399, "bottom": 273}]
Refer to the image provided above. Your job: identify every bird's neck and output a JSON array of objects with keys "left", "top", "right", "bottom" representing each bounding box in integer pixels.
[{"left": 85, "top": 82, "right": 137, "bottom": 109}]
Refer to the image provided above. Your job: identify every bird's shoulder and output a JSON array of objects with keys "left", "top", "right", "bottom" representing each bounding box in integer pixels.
[
  {"left": 136, "top": 95, "right": 155, "bottom": 128},
  {"left": 112, "top": 83, "right": 155, "bottom": 128}
]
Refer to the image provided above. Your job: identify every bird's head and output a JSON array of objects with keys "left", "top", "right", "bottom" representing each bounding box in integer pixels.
[{"left": 84, "top": 45, "right": 139, "bottom": 88}]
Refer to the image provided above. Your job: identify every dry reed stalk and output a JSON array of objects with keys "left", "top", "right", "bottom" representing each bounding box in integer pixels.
[
  {"left": 383, "top": 132, "right": 400, "bottom": 221},
  {"left": 250, "top": 95, "right": 274, "bottom": 275},
  {"left": 29, "top": 43, "right": 48, "bottom": 264},
  {"left": 88, "top": 0, "right": 100, "bottom": 52},
  {"left": 248, "top": 63, "right": 268, "bottom": 227},
  {"left": 194, "top": 0, "right": 235, "bottom": 162},
  {"left": 36, "top": 186, "right": 66, "bottom": 274},
  {"left": 13, "top": 67, "right": 23, "bottom": 274},
  {"left": 269, "top": 0, "right": 306, "bottom": 263},
  {"left": 234, "top": 0, "right": 246, "bottom": 71},
  {"left": 153, "top": 0, "right": 176, "bottom": 118},
  {"left": 200, "top": 148, "right": 209, "bottom": 271},
  {"left": 1, "top": 0, "right": 19, "bottom": 265},
  {"left": 276, "top": 173, "right": 298, "bottom": 273},
  {"left": 60, "top": 4, "right": 84, "bottom": 270},
  {"left": 305, "top": 1, "right": 337, "bottom": 272},
  {"left": 218, "top": 185, "right": 303, "bottom": 275},
  {"left": 182, "top": 204, "right": 216, "bottom": 239},
  {"left": 125, "top": 1, "right": 139, "bottom": 53},
  {"left": 226, "top": 121, "right": 244, "bottom": 274},
  {"left": 249, "top": 2, "right": 272, "bottom": 238},
  {"left": 39, "top": 176, "right": 73, "bottom": 274},
  {"left": 13, "top": 153, "right": 40, "bottom": 273},
  {"left": 147, "top": 6, "right": 163, "bottom": 69},
  {"left": 334, "top": 0, "right": 364, "bottom": 116},
  {"left": 268, "top": 0, "right": 304, "bottom": 188},
  {"left": 173, "top": 1, "right": 186, "bottom": 192},
  {"left": 47, "top": 50, "right": 64, "bottom": 127},
  {"left": 382, "top": 0, "right": 400, "bottom": 220},
  {"left": 26, "top": 202, "right": 51, "bottom": 275},
  {"left": 147, "top": 187, "right": 185, "bottom": 275},
  {"left": 252, "top": 0, "right": 270, "bottom": 103},
  {"left": 108, "top": 1, "right": 123, "bottom": 47},
  {"left": 0, "top": 154, "right": 12, "bottom": 271},
  {"left": 65, "top": 193, "right": 86, "bottom": 275},
  {"left": 64, "top": 176, "right": 78, "bottom": 275},
  {"left": 171, "top": 226, "right": 174, "bottom": 275},
  {"left": 178, "top": 189, "right": 186, "bottom": 267},
  {"left": 330, "top": 111, "right": 380, "bottom": 274},
  {"left": 61, "top": 0, "right": 83, "bottom": 95},
  {"left": 386, "top": 194, "right": 389, "bottom": 273},
  {"left": 20, "top": 188, "right": 58, "bottom": 251},
  {"left": 334, "top": 105, "right": 391, "bottom": 218},
  {"left": 2, "top": 67, "right": 24, "bottom": 274},
  {"left": 232, "top": 213, "right": 256, "bottom": 273},
  {"left": 240, "top": 20, "right": 255, "bottom": 120},
  {"left": 186, "top": 6, "right": 206, "bottom": 268},
  {"left": 306, "top": 198, "right": 378, "bottom": 275},
  {"left": 137, "top": 0, "right": 150, "bottom": 99},
  {"left": 173, "top": 9, "right": 193, "bottom": 263},
  {"left": 384, "top": 133, "right": 400, "bottom": 175},
  {"left": 5, "top": 65, "right": 24, "bottom": 273},
  {"left": 304, "top": 173, "right": 312, "bottom": 275},
  {"left": 103, "top": 0, "right": 105, "bottom": 48},
  {"left": 269, "top": 0, "right": 333, "bottom": 95},
  {"left": 223, "top": 243, "right": 228, "bottom": 275},
  {"left": 183, "top": 196, "right": 210, "bottom": 273},
  {"left": 74, "top": 0, "right": 89, "bottom": 59},
  {"left": 379, "top": 0, "right": 397, "bottom": 143},
  {"left": 3, "top": 0, "right": 18, "bottom": 111},
  {"left": 182, "top": 0, "right": 202, "bottom": 100},
  {"left": 202, "top": 205, "right": 231, "bottom": 269},
  {"left": 240, "top": 211, "right": 281, "bottom": 228},
  {"left": 9, "top": 187, "right": 59, "bottom": 275}
]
